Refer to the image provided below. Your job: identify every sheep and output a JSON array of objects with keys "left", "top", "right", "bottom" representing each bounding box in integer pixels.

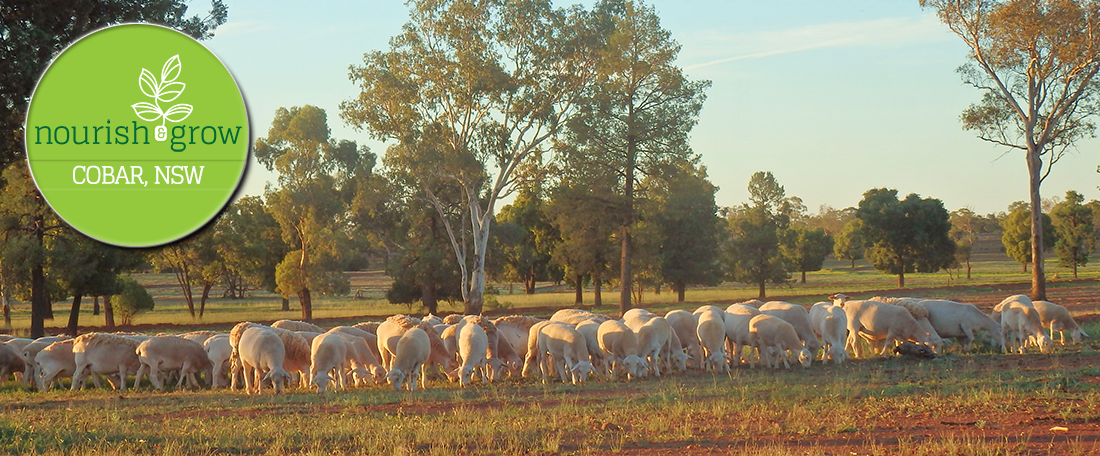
[
  {"left": 0, "top": 343, "right": 24, "bottom": 384},
  {"left": 385, "top": 328, "right": 431, "bottom": 392},
  {"left": 34, "top": 339, "right": 79, "bottom": 392},
  {"left": 203, "top": 335, "right": 232, "bottom": 389},
  {"left": 1032, "top": 300, "right": 1088, "bottom": 345},
  {"left": 4, "top": 337, "right": 35, "bottom": 352},
  {"left": 723, "top": 310, "right": 756, "bottom": 367},
  {"left": 135, "top": 336, "right": 212, "bottom": 391},
  {"left": 522, "top": 320, "right": 567, "bottom": 377},
  {"left": 843, "top": 300, "right": 934, "bottom": 358},
  {"left": 665, "top": 310, "right": 703, "bottom": 370},
  {"left": 694, "top": 305, "right": 726, "bottom": 319},
  {"left": 551, "top": 308, "right": 612, "bottom": 325},
  {"left": 749, "top": 314, "right": 811, "bottom": 369},
  {"left": 696, "top": 309, "right": 729, "bottom": 372},
  {"left": 440, "top": 324, "right": 459, "bottom": 363},
  {"left": 737, "top": 299, "right": 766, "bottom": 308},
  {"left": 596, "top": 320, "right": 647, "bottom": 380},
  {"left": 309, "top": 332, "right": 350, "bottom": 393},
  {"left": 456, "top": 315, "right": 509, "bottom": 381},
  {"left": 376, "top": 315, "right": 454, "bottom": 378},
  {"left": 493, "top": 315, "right": 543, "bottom": 359},
  {"left": 622, "top": 308, "right": 657, "bottom": 332},
  {"left": 424, "top": 314, "right": 444, "bottom": 326},
  {"left": 456, "top": 320, "right": 489, "bottom": 387},
  {"left": 16, "top": 336, "right": 65, "bottom": 389},
  {"left": 295, "top": 331, "right": 323, "bottom": 346},
  {"left": 70, "top": 333, "right": 142, "bottom": 392},
  {"left": 180, "top": 330, "right": 221, "bottom": 345},
  {"left": 442, "top": 314, "right": 464, "bottom": 325},
  {"left": 809, "top": 303, "right": 848, "bottom": 364},
  {"left": 575, "top": 320, "right": 609, "bottom": 374},
  {"left": 894, "top": 341, "right": 936, "bottom": 359},
  {"left": 759, "top": 301, "right": 823, "bottom": 358},
  {"left": 328, "top": 331, "right": 383, "bottom": 385},
  {"left": 991, "top": 294, "right": 1032, "bottom": 322},
  {"left": 636, "top": 316, "right": 677, "bottom": 376},
  {"left": 919, "top": 299, "right": 1003, "bottom": 351},
  {"left": 237, "top": 326, "right": 292, "bottom": 394},
  {"left": 725, "top": 304, "right": 760, "bottom": 316},
  {"left": 272, "top": 319, "right": 325, "bottom": 333},
  {"left": 828, "top": 293, "right": 850, "bottom": 306},
  {"left": 353, "top": 321, "right": 381, "bottom": 334},
  {"left": 535, "top": 323, "right": 595, "bottom": 384},
  {"left": 870, "top": 297, "right": 945, "bottom": 353},
  {"left": 1001, "top": 301, "right": 1053, "bottom": 354},
  {"left": 328, "top": 326, "right": 383, "bottom": 369}
]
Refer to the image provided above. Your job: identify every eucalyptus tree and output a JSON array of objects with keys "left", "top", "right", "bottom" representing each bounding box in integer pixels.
[
  {"left": 648, "top": 163, "right": 722, "bottom": 302},
  {"left": 1001, "top": 202, "right": 1055, "bottom": 272},
  {"left": 922, "top": 0, "right": 1100, "bottom": 299},
  {"left": 342, "top": 0, "right": 602, "bottom": 314},
  {"left": 858, "top": 188, "right": 956, "bottom": 288},
  {"left": 1051, "top": 190, "right": 1094, "bottom": 278}
]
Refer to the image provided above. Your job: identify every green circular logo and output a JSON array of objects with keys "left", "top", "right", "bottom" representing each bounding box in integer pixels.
[{"left": 25, "top": 23, "right": 249, "bottom": 247}]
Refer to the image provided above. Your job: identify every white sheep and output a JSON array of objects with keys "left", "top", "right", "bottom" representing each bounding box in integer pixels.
[
  {"left": 180, "top": 330, "right": 221, "bottom": 345},
  {"left": 328, "top": 331, "right": 382, "bottom": 386},
  {"left": 376, "top": 315, "right": 454, "bottom": 377},
  {"left": 920, "top": 299, "right": 1003, "bottom": 351},
  {"left": 870, "top": 297, "right": 945, "bottom": 353},
  {"left": 551, "top": 308, "right": 613, "bottom": 325},
  {"left": 492, "top": 315, "right": 544, "bottom": 360},
  {"left": 809, "top": 303, "right": 847, "bottom": 364},
  {"left": 696, "top": 309, "right": 729, "bottom": 372},
  {"left": 70, "top": 333, "right": 142, "bottom": 392},
  {"left": 522, "top": 320, "right": 567, "bottom": 378},
  {"left": 725, "top": 304, "right": 760, "bottom": 316},
  {"left": 636, "top": 316, "right": 678, "bottom": 376},
  {"left": 1001, "top": 301, "right": 1053, "bottom": 354},
  {"left": 843, "top": 300, "right": 934, "bottom": 358},
  {"left": 665, "top": 309, "right": 703, "bottom": 369},
  {"left": 385, "top": 327, "right": 431, "bottom": 392},
  {"left": 622, "top": 308, "right": 656, "bottom": 332},
  {"left": 309, "top": 332, "right": 350, "bottom": 393},
  {"left": 353, "top": 321, "right": 381, "bottom": 334},
  {"left": 237, "top": 326, "right": 292, "bottom": 394},
  {"left": 327, "top": 326, "right": 384, "bottom": 374},
  {"left": 17, "top": 336, "right": 66, "bottom": 389},
  {"left": 456, "top": 320, "right": 489, "bottom": 387},
  {"left": 991, "top": 294, "right": 1032, "bottom": 322},
  {"left": 575, "top": 320, "right": 609, "bottom": 374},
  {"left": 1032, "top": 300, "right": 1088, "bottom": 345},
  {"left": 34, "top": 339, "right": 80, "bottom": 392},
  {"left": 749, "top": 314, "right": 811, "bottom": 369},
  {"left": 203, "top": 335, "right": 233, "bottom": 389},
  {"left": 596, "top": 320, "right": 647, "bottom": 380},
  {"left": 135, "top": 336, "right": 212, "bottom": 391},
  {"left": 723, "top": 310, "right": 756, "bottom": 367},
  {"left": 536, "top": 323, "right": 595, "bottom": 384},
  {"left": 0, "top": 343, "right": 24, "bottom": 384},
  {"left": 272, "top": 319, "right": 325, "bottom": 333},
  {"left": 759, "top": 301, "right": 823, "bottom": 358}
]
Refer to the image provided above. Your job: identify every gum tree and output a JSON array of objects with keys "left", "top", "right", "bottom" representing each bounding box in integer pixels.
[{"left": 922, "top": 0, "right": 1100, "bottom": 299}]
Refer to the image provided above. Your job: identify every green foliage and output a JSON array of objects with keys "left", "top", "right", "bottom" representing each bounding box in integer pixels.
[
  {"left": 723, "top": 172, "right": 798, "bottom": 298},
  {"left": 384, "top": 200, "right": 463, "bottom": 315},
  {"left": 548, "top": 185, "right": 621, "bottom": 293},
  {"left": 489, "top": 188, "right": 561, "bottom": 294},
  {"left": 1051, "top": 190, "right": 1094, "bottom": 277},
  {"left": 1000, "top": 203, "right": 1055, "bottom": 270},
  {"left": 833, "top": 219, "right": 865, "bottom": 267},
  {"left": 857, "top": 188, "right": 956, "bottom": 287},
  {"left": 111, "top": 276, "right": 155, "bottom": 325},
  {"left": 782, "top": 226, "right": 834, "bottom": 283},
  {"left": 650, "top": 164, "right": 723, "bottom": 300},
  {"left": 214, "top": 196, "right": 287, "bottom": 297}
]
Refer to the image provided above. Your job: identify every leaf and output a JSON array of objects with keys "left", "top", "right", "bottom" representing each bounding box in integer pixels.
[
  {"left": 161, "top": 55, "right": 182, "bottom": 83},
  {"left": 139, "top": 69, "right": 159, "bottom": 98},
  {"left": 163, "top": 104, "right": 193, "bottom": 123},
  {"left": 132, "top": 102, "right": 163, "bottom": 122},
  {"left": 157, "top": 82, "right": 186, "bottom": 102}
]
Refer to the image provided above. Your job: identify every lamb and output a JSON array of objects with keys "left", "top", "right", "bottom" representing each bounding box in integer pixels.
[
  {"left": 920, "top": 299, "right": 1003, "bottom": 351},
  {"left": 237, "top": 326, "right": 292, "bottom": 394},
  {"left": 456, "top": 320, "right": 489, "bottom": 387},
  {"left": 493, "top": 315, "right": 543, "bottom": 360},
  {"left": 34, "top": 339, "right": 79, "bottom": 392},
  {"left": 272, "top": 319, "right": 325, "bottom": 333},
  {"left": 263, "top": 327, "right": 312, "bottom": 389},
  {"left": 1032, "top": 300, "right": 1088, "bottom": 345},
  {"left": 135, "top": 336, "right": 212, "bottom": 391},
  {"left": 385, "top": 328, "right": 431, "bottom": 392},
  {"left": 636, "top": 316, "right": 678, "bottom": 376},
  {"left": 536, "top": 323, "right": 595, "bottom": 384},
  {"left": 843, "top": 299, "right": 935, "bottom": 358},
  {"left": 749, "top": 314, "right": 812, "bottom": 369},
  {"left": 808, "top": 303, "right": 848, "bottom": 364},
  {"left": 870, "top": 297, "right": 945, "bottom": 353},
  {"left": 665, "top": 310, "right": 703, "bottom": 370},
  {"left": 723, "top": 310, "right": 756, "bottom": 367},
  {"left": 70, "top": 333, "right": 143, "bottom": 392},
  {"left": 696, "top": 309, "right": 729, "bottom": 372},
  {"left": 309, "top": 332, "right": 350, "bottom": 393},
  {"left": 828, "top": 293, "right": 850, "bottom": 306},
  {"left": 1001, "top": 300, "right": 1053, "bottom": 354},
  {"left": 596, "top": 320, "right": 647, "bottom": 380},
  {"left": 759, "top": 301, "right": 823, "bottom": 358},
  {"left": 991, "top": 294, "right": 1032, "bottom": 322},
  {"left": 551, "top": 308, "right": 611, "bottom": 325},
  {"left": 622, "top": 308, "right": 657, "bottom": 332},
  {"left": 456, "top": 315, "right": 509, "bottom": 381},
  {"left": 203, "top": 335, "right": 233, "bottom": 389}
]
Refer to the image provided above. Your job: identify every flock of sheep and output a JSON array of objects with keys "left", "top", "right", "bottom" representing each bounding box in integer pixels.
[{"left": 0, "top": 292, "right": 1089, "bottom": 394}]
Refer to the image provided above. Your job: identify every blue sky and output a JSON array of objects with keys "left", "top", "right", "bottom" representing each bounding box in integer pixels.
[{"left": 202, "top": 0, "right": 1100, "bottom": 216}]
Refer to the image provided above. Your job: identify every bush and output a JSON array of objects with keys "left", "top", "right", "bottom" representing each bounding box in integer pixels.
[{"left": 112, "top": 276, "right": 154, "bottom": 325}]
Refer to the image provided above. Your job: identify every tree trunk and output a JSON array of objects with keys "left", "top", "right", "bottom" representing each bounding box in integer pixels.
[
  {"left": 103, "top": 295, "right": 115, "bottom": 328},
  {"left": 421, "top": 283, "right": 438, "bottom": 315},
  {"left": 525, "top": 275, "right": 535, "bottom": 295},
  {"left": 675, "top": 281, "right": 685, "bottom": 303},
  {"left": 801, "top": 270, "right": 807, "bottom": 284},
  {"left": 1, "top": 283, "right": 10, "bottom": 327},
  {"left": 620, "top": 120, "right": 636, "bottom": 317},
  {"left": 1027, "top": 149, "right": 1046, "bottom": 300},
  {"left": 66, "top": 294, "right": 82, "bottom": 337},
  {"left": 199, "top": 282, "right": 212, "bottom": 318},
  {"left": 851, "top": 259, "right": 856, "bottom": 269},
  {"left": 574, "top": 274, "right": 583, "bottom": 305},
  {"left": 654, "top": 284, "right": 661, "bottom": 295},
  {"left": 897, "top": 271, "right": 905, "bottom": 288},
  {"left": 93, "top": 296, "right": 99, "bottom": 316},
  {"left": 619, "top": 225, "right": 632, "bottom": 317},
  {"left": 299, "top": 288, "right": 313, "bottom": 321},
  {"left": 281, "top": 297, "right": 290, "bottom": 311},
  {"left": 758, "top": 279, "right": 766, "bottom": 299},
  {"left": 966, "top": 261, "right": 971, "bottom": 280},
  {"left": 1023, "top": 262, "right": 1028, "bottom": 273},
  {"left": 30, "top": 262, "right": 46, "bottom": 338},
  {"left": 593, "top": 276, "right": 602, "bottom": 307},
  {"left": 1074, "top": 263, "right": 1078, "bottom": 279}
]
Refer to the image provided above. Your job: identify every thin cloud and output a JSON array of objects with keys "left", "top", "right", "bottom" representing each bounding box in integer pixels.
[
  {"left": 683, "top": 14, "right": 950, "bottom": 71},
  {"left": 213, "top": 21, "right": 275, "bottom": 37}
]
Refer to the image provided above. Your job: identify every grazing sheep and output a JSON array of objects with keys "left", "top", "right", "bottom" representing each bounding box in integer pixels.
[
  {"left": 738, "top": 299, "right": 766, "bottom": 308},
  {"left": 272, "top": 319, "right": 325, "bottom": 333},
  {"left": 843, "top": 300, "right": 934, "bottom": 358},
  {"left": 829, "top": 293, "right": 850, "bottom": 306},
  {"left": 309, "top": 332, "right": 350, "bottom": 393},
  {"left": 1001, "top": 301, "right": 1053, "bottom": 354},
  {"left": 575, "top": 320, "right": 609, "bottom": 374},
  {"left": 328, "top": 326, "right": 383, "bottom": 368},
  {"left": 34, "top": 340, "right": 79, "bottom": 392},
  {"left": 725, "top": 304, "right": 760, "bottom": 317},
  {"left": 353, "top": 321, "right": 381, "bottom": 334},
  {"left": 456, "top": 321, "right": 489, "bottom": 387},
  {"left": 385, "top": 328, "right": 431, "bottom": 392},
  {"left": 237, "top": 327, "right": 292, "bottom": 395},
  {"left": 442, "top": 314, "right": 463, "bottom": 325},
  {"left": 894, "top": 341, "right": 936, "bottom": 359},
  {"left": 203, "top": 335, "right": 232, "bottom": 389},
  {"left": 440, "top": 324, "right": 459, "bottom": 362},
  {"left": 759, "top": 301, "right": 823, "bottom": 358},
  {"left": 810, "top": 303, "right": 848, "bottom": 364},
  {"left": 596, "top": 320, "right": 647, "bottom": 380},
  {"left": 870, "top": 297, "right": 945, "bottom": 353},
  {"left": 991, "top": 294, "right": 1032, "bottom": 322},
  {"left": 551, "top": 308, "right": 611, "bottom": 325},
  {"left": 920, "top": 300, "right": 1003, "bottom": 351},
  {"left": 749, "top": 314, "right": 811, "bottom": 369},
  {"left": 135, "top": 336, "right": 212, "bottom": 391},
  {"left": 723, "top": 310, "right": 756, "bottom": 367},
  {"left": 665, "top": 310, "right": 703, "bottom": 370},
  {"left": 492, "top": 315, "right": 544, "bottom": 359},
  {"left": 622, "top": 308, "right": 657, "bottom": 332},
  {"left": 71, "top": 333, "right": 142, "bottom": 392},
  {"left": 295, "top": 331, "right": 323, "bottom": 346},
  {"left": 1032, "top": 301, "right": 1088, "bottom": 345},
  {"left": 536, "top": 323, "right": 595, "bottom": 384},
  {"left": 424, "top": 314, "right": 444, "bottom": 326},
  {"left": 0, "top": 343, "right": 24, "bottom": 384},
  {"left": 328, "top": 331, "right": 383, "bottom": 385},
  {"left": 265, "top": 327, "right": 312, "bottom": 389},
  {"left": 696, "top": 309, "right": 729, "bottom": 372},
  {"left": 636, "top": 316, "right": 679, "bottom": 376},
  {"left": 376, "top": 315, "right": 454, "bottom": 378},
  {"left": 17, "top": 336, "right": 65, "bottom": 389},
  {"left": 522, "top": 320, "right": 567, "bottom": 377}
]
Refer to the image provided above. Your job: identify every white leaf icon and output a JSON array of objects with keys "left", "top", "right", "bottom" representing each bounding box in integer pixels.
[
  {"left": 163, "top": 104, "right": 193, "bottom": 123},
  {"left": 139, "top": 69, "right": 159, "bottom": 98},
  {"left": 157, "top": 82, "right": 186, "bottom": 102},
  {"left": 132, "top": 102, "right": 163, "bottom": 121},
  {"left": 161, "top": 55, "right": 182, "bottom": 83}
]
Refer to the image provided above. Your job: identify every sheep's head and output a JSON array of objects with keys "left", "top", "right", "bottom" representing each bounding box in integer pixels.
[
  {"left": 385, "top": 369, "right": 406, "bottom": 391},
  {"left": 570, "top": 361, "right": 595, "bottom": 385},
  {"left": 670, "top": 348, "right": 690, "bottom": 372},
  {"left": 370, "top": 365, "right": 386, "bottom": 384},
  {"left": 798, "top": 347, "right": 812, "bottom": 368},
  {"left": 1071, "top": 327, "right": 1086, "bottom": 344},
  {"left": 828, "top": 293, "right": 850, "bottom": 306},
  {"left": 827, "top": 346, "right": 847, "bottom": 364},
  {"left": 459, "top": 366, "right": 475, "bottom": 387},
  {"left": 1037, "top": 334, "right": 1054, "bottom": 354},
  {"left": 312, "top": 372, "right": 334, "bottom": 393},
  {"left": 262, "top": 368, "right": 291, "bottom": 393},
  {"left": 486, "top": 358, "right": 506, "bottom": 383},
  {"left": 622, "top": 355, "right": 645, "bottom": 379},
  {"left": 350, "top": 366, "right": 370, "bottom": 387}
]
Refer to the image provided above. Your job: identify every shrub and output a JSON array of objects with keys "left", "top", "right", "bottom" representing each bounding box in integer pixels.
[{"left": 112, "top": 276, "right": 154, "bottom": 325}]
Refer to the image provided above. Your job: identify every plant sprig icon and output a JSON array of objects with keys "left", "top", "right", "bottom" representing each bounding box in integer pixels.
[{"left": 131, "top": 55, "right": 193, "bottom": 141}]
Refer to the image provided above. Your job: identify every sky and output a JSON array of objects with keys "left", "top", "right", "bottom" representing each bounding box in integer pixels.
[{"left": 201, "top": 0, "right": 1100, "bottom": 216}]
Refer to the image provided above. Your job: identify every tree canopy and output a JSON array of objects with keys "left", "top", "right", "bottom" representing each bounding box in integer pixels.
[{"left": 857, "top": 188, "right": 956, "bottom": 288}]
